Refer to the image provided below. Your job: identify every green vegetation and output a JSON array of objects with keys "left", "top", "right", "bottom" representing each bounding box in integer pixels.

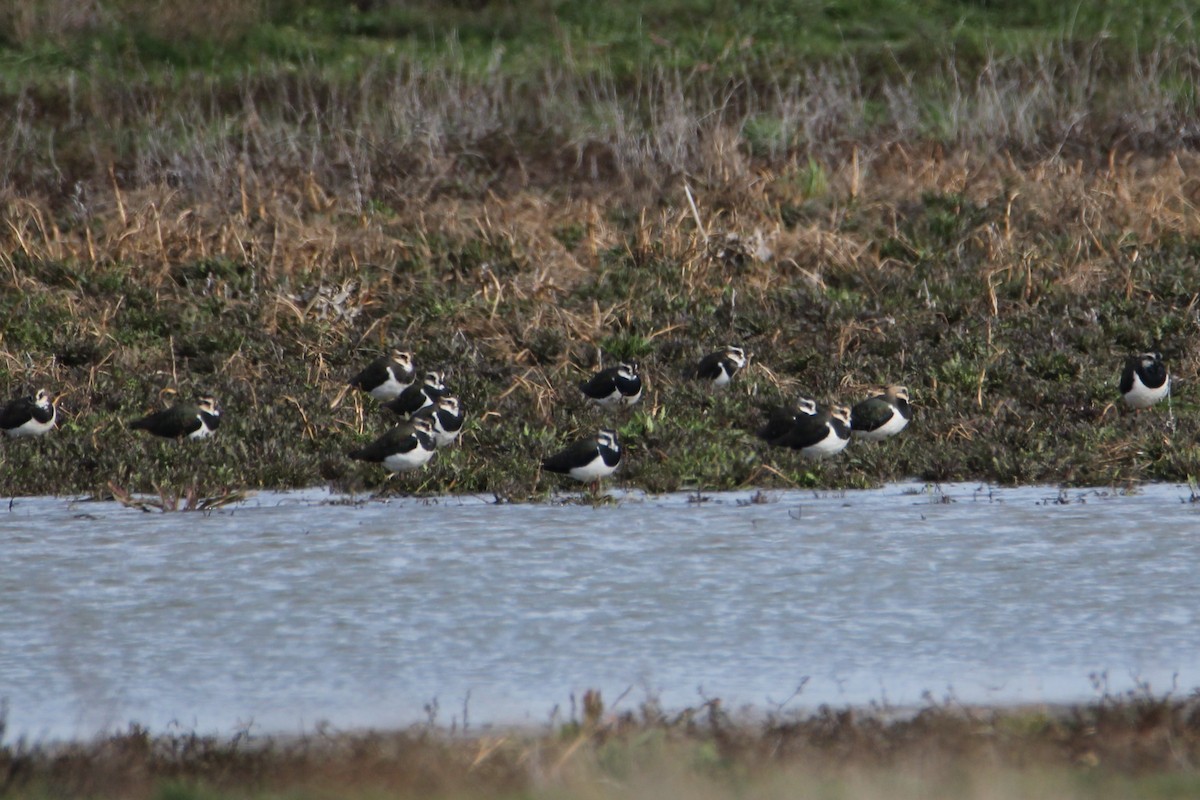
[
  {"left": 1, "top": 0, "right": 1199, "bottom": 499},
  {"left": 4, "top": 0, "right": 1197, "bottom": 82},
  {"left": 3, "top": 5, "right": 1200, "bottom": 797}
]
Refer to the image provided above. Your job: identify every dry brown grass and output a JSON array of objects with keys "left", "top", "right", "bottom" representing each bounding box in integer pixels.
[
  {"left": 8, "top": 146, "right": 1200, "bottom": 308},
  {"left": 4, "top": 689, "right": 1200, "bottom": 799},
  {"left": 3, "top": 38, "right": 1200, "bottom": 494}
]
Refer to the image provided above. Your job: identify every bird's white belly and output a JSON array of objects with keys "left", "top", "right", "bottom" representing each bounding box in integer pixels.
[
  {"left": 369, "top": 378, "right": 408, "bottom": 402},
  {"left": 589, "top": 390, "right": 623, "bottom": 406},
  {"left": 802, "top": 431, "right": 849, "bottom": 458},
  {"left": 855, "top": 412, "right": 908, "bottom": 441},
  {"left": 383, "top": 447, "right": 434, "bottom": 473},
  {"left": 1124, "top": 374, "right": 1169, "bottom": 408},
  {"left": 188, "top": 423, "right": 215, "bottom": 440},
  {"left": 568, "top": 455, "right": 616, "bottom": 482},
  {"left": 5, "top": 417, "right": 54, "bottom": 437}
]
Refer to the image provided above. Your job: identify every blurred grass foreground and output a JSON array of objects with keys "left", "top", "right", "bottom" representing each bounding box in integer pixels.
[{"left": 4, "top": 686, "right": 1200, "bottom": 798}]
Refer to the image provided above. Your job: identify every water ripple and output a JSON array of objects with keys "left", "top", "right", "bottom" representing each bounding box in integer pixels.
[{"left": 1, "top": 482, "right": 1197, "bottom": 740}]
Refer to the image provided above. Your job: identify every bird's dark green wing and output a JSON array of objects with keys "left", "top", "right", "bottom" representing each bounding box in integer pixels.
[
  {"left": 542, "top": 438, "right": 598, "bottom": 473},
  {"left": 350, "top": 424, "right": 421, "bottom": 462},
  {"left": 0, "top": 397, "right": 34, "bottom": 429},
  {"left": 131, "top": 404, "right": 201, "bottom": 437},
  {"left": 851, "top": 397, "right": 894, "bottom": 432}
]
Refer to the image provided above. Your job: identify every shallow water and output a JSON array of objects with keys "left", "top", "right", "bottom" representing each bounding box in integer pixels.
[{"left": 2, "top": 482, "right": 1198, "bottom": 741}]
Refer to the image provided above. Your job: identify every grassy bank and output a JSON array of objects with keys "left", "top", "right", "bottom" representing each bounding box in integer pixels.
[
  {"left": 2, "top": 2, "right": 1200, "bottom": 498},
  {"left": 3, "top": 689, "right": 1200, "bottom": 799}
]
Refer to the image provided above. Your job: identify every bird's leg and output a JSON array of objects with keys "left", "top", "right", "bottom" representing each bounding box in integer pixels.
[{"left": 373, "top": 471, "right": 396, "bottom": 500}]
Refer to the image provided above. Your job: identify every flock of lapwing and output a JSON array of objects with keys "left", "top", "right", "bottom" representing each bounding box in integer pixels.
[
  {"left": 345, "top": 350, "right": 644, "bottom": 489},
  {"left": 0, "top": 348, "right": 1171, "bottom": 493},
  {"left": 343, "top": 356, "right": 464, "bottom": 475}
]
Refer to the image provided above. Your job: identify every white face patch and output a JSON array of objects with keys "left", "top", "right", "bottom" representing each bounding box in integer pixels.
[{"left": 596, "top": 430, "right": 620, "bottom": 451}]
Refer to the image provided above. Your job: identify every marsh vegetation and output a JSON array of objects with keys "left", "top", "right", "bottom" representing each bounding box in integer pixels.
[
  {"left": 4, "top": 4, "right": 1200, "bottom": 796},
  {"left": 4, "top": 687, "right": 1200, "bottom": 799},
  {"left": 4, "top": 0, "right": 1200, "bottom": 498}
]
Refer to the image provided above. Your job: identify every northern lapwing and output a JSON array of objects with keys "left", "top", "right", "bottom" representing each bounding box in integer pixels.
[
  {"left": 777, "top": 403, "right": 852, "bottom": 458},
  {"left": 542, "top": 428, "right": 622, "bottom": 491},
  {"left": 349, "top": 349, "right": 416, "bottom": 402},
  {"left": 412, "top": 395, "right": 465, "bottom": 448},
  {"left": 1120, "top": 352, "right": 1170, "bottom": 409},
  {"left": 579, "top": 363, "right": 642, "bottom": 407},
  {"left": 130, "top": 395, "right": 221, "bottom": 439},
  {"left": 349, "top": 417, "right": 438, "bottom": 474},
  {"left": 384, "top": 370, "right": 447, "bottom": 418},
  {"left": 850, "top": 385, "right": 912, "bottom": 441},
  {"left": 0, "top": 388, "right": 57, "bottom": 438},
  {"left": 758, "top": 396, "right": 818, "bottom": 447},
  {"left": 694, "top": 345, "right": 748, "bottom": 388}
]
